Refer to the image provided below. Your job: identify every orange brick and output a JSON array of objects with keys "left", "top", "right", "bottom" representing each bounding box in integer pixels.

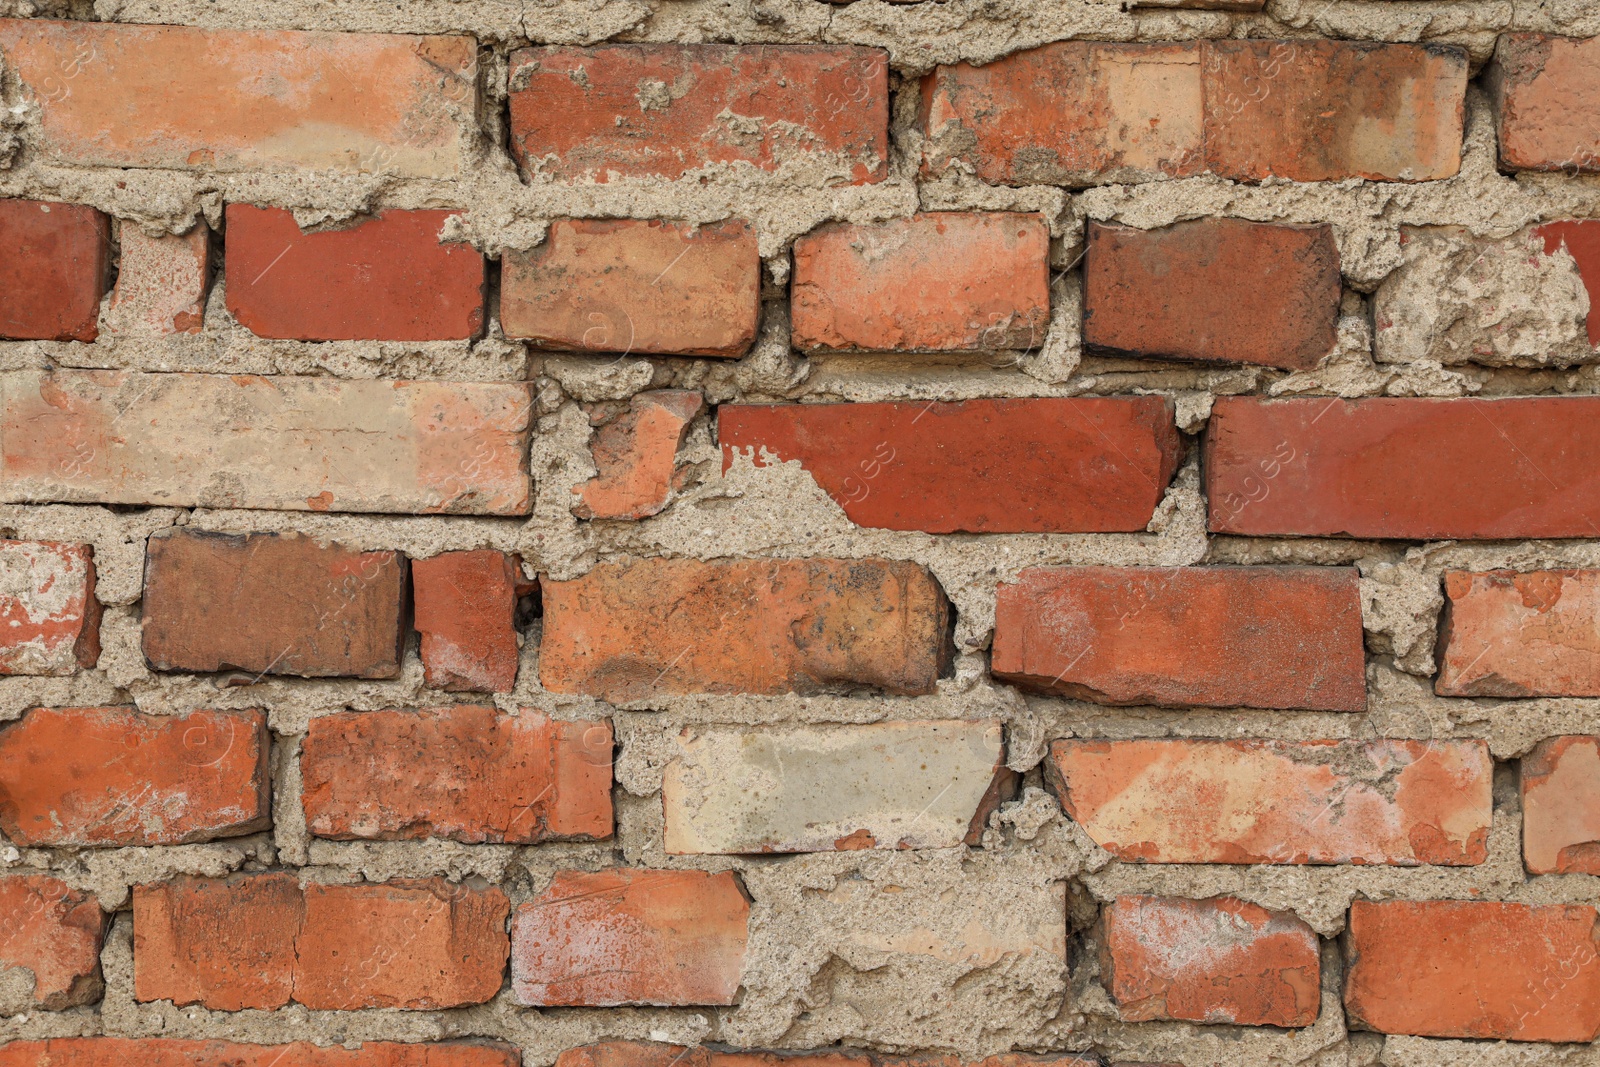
[
  {"left": 1084, "top": 219, "right": 1341, "bottom": 369},
  {"left": 0, "top": 540, "right": 100, "bottom": 676},
  {"left": 1489, "top": 35, "right": 1600, "bottom": 173},
  {"left": 1438, "top": 570, "right": 1600, "bottom": 697},
  {"left": 105, "top": 225, "right": 211, "bottom": 337},
  {"left": 1048, "top": 738, "right": 1492, "bottom": 865},
  {"left": 502, "top": 220, "right": 760, "bottom": 357},
  {"left": 508, "top": 44, "right": 888, "bottom": 183},
  {"left": 134, "top": 873, "right": 303, "bottom": 1011},
  {"left": 0, "top": 876, "right": 105, "bottom": 1009},
  {"left": 791, "top": 213, "right": 1050, "bottom": 353},
  {"left": 0, "top": 707, "right": 268, "bottom": 847},
  {"left": 1521, "top": 735, "right": 1600, "bottom": 876},
  {"left": 1204, "top": 40, "right": 1467, "bottom": 182},
  {"left": 511, "top": 869, "right": 748, "bottom": 1006},
  {"left": 539, "top": 558, "right": 952, "bottom": 701},
  {"left": 302, "top": 707, "right": 613, "bottom": 844},
  {"left": 1102, "top": 896, "right": 1319, "bottom": 1027},
  {"left": 992, "top": 566, "right": 1366, "bottom": 712},
  {"left": 1344, "top": 900, "right": 1600, "bottom": 1041},
  {"left": 0, "top": 199, "right": 108, "bottom": 342},
  {"left": 575, "top": 391, "right": 705, "bottom": 520},
  {"left": 412, "top": 551, "right": 522, "bottom": 692},
  {"left": 0, "top": 1039, "right": 520, "bottom": 1066},
  {"left": 921, "top": 43, "right": 1204, "bottom": 185},
  {"left": 0, "top": 20, "right": 476, "bottom": 176}
]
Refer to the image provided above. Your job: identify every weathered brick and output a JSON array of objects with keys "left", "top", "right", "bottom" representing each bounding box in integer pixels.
[
  {"left": 575, "top": 390, "right": 705, "bottom": 520},
  {"left": 225, "top": 207, "right": 485, "bottom": 341},
  {"left": 791, "top": 213, "right": 1050, "bottom": 353},
  {"left": 133, "top": 874, "right": 509, "bottom": 1010},
  {"left": 0, "top": 540, "right": 99, "bottom": 676},
  {"left": 0, "top": 370, "right": 531, "bottom": 514},
  {"left": 502, "top": 220, "right": 760, "bottom": 357},
  {"left": 508, "top": 44, "right": 888, "bottom": 183},
  {"left": 511, "top": 868, "right": 748, "bottom": 1006},
  {"left": 0, "top": 1040, "right": 520, "bottom": 1067},
  {"left": 302, "top": 707, "right": 613, "bottom": 844},
  {"left": 552, "top": 1046, "right": 1097, "bottom": 1067},
  {"left": 991, "top": 566, "right": 1365, "bottom": 711},
  {"left": 1205, "top": 397, "right": 1600, "bottom": 539},
  {"left": 1344, "top": 900, "right": 1600, "bottom": 1041},
  {"left": 105, "top": 225, "right": 210, "bottom": 337},
  {"left": 0, "top": 707, "right": 269, "bottom": 847},
  {"left": 539, "top": 558, "right": 952, "bottom": 701},
  {"left": 661, "top": 721, "right": 1014, "bottom": 853},
  {"left": 1521, "top": 735, "right": 1600, "bottom": 876},
  {"left": 1204, "top": 40, "right": 1467, "bottom": 182},
  {"left": 717, "top": 397, "right": 1181, "bottom": 534},
  {"left": 1047, "top": 738, "right": 1492, "bottom": 865},
  {"left": 1437, "top": 570, "right": 1600, "bottom": 697},
  {"left": 920, "top": 43, "right": 1204, "bottom": 186},
  {"left": 0, "top": 876, "right": 104, "bottom": 1010},
  {"left": 412, "top": 551, "right": 522, "bottom": 692},
  {"left": 1083, "top": 219, "right": 1341, "bottom": 369},
  {"left": 0, "top": 20, "right": 476, "bottom": 177},
  {"left": 0, "top": 199, "right": 108, "bottom": 342},
  {"left": 141, "top": 529, "right": 407, "bottom": 679},
  {"left": 1488, "top": 34, "right": 1600, "bottom": 173},
  {"left": 1373, "top": 225, "right": 1598, "bottom": 366},
  {"left": 1101, "top": 896, "right": 1319, "bottom": 1027}
]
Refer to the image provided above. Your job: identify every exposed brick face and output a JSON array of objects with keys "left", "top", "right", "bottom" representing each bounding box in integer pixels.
[
  {"left": 507, "top": 45, "right": 889, "bottom": 182},
  {"left": 718, "top": 398, "right": 1181, "bottom": 534},
  {"left": 991, "top": 566, "right": 1366, "bottom": 711},
  {"left": 0, "top": 876, "right": 105, "bottom": 1010},
  {"left": 790, "top": 213, "right": 1050, "bottom": 353},
  {"left": 224, "top": 207, "right": 485, "bottom": 341},
  {"left": 576, "top": 390, "right": 705, "bottom": 520},
  {"left": 1489, "top": 34, "right": 1600, "bottom": 173},
  {"left": 1537, "top": 220, "right": 1600, "bottom": 345},
  {"left": 301, "top": 707, "right": 613, "bottom": 843},
  {"left": 511, "top": 869, "right": 749, "bottom": 1006},
  {"left": 1521, "top": 735, "right": 1600, "bottom": 876},
  {"left": 1083, "top": 219, "right": 1341, "bottom": 369},
  {"left": 0, "top": 707, "right": 268, "bottom": 847},
  {"left": 0, "top": 199, "right": 108, "bottom": 342},
  {"left": 0, "top": 540, "right": 99, "bottom": 676},
  {"left": 0, "top": 1040, "right": 520, "bottom": 1067},
  {"left": 539, "top": 558, "right": 952, "bottom": 700},
  {"left": 105, "top": 225, "right": 211, "bottom": 337},
  {"left": 412, "top": 550, "right": 523, "bottom": 692},
  {"left": 1437, "top": 570, "right": 1600, "bottom": 697}
]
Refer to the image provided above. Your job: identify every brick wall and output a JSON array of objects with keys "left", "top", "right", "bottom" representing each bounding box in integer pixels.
[{"left": 1, "top": 2, "right": 1599, "bottom": 1066}]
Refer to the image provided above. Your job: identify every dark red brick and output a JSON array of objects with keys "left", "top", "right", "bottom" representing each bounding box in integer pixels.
[{"left": 0, "top": 200, "right": 108, "bottom": 342}]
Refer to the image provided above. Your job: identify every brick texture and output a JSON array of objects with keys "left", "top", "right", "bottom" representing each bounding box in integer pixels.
[
  {"left": 0, "top": 707, "right": 268, "bottom": 847},
  {"left": 412, "top": 550, "right": 523, "bottom": 692},
  {"left": 0, "top": 540, "right": 99, "bottom": 676},
  {"left": 0, "top": 876, "right": 104, "bottom": 1010},
  {"left": 0, "top": 199, "right": 108, "bottom": 342},
  {"left": 576, "top": 390, "right": 705, "bottom": 520},
  {"left": 0, "top": 1040, "right": 520, "bottom": 1067},
  {"left": 718, "top": 398, "right": 1181, "bottom": 534},
  {"left": 991, "top": 566, "right": 1366, "bottom": 711},
  {"left": 301, "top": 707, "right": 613, "bottom": 844},
  {"left": 1489, "top": 34, "right": 1600, "bottom": 173},
  {"left": 105, "top": 225, "right": 211, "bottom": 337},
  {"left": 1538, "top": 219, "right": 1600, "bottom": 346},
  {"left": 1438, "top": 570, "right": 1600, "bottom": 697},
  {"left": 1521, "top": 735, "right": 1600, "bottom": 876},
  {"left": 511, "top": 868, "right": 749, "bottom": 1006}
]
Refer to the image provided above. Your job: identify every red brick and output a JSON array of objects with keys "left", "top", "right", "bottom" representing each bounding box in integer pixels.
[
  {"left": 1438, "top": 570, "right": 1600, "bottom": 697},
  {"left": 1489, "top": 35, "right": 1600, "bottom": 173},
  {"left": 0, "top": 20, "right": 476, "bottom": 177},
  {"left": 106, "top": 225, "right": 211, "bottom": 337},
  {"left": 0, "top": 540, "right": 100, "bottom": 676},
  {"left": 539, "top": 558, "right": 952, "bottom": 701},
  {"left": 921, "top": 43, "right": 1204, "bottom": 186},
  {"left": 1101, "top": 896, "right": 1319, "bottom": 1027},
  {"left": 511, "top": 868, "right": 748, "bottom": 1006},
  {"left": 0, "top": 1040, "right": 519, "bottom": 1067},
  {"left": 1083, "top": 219, "right": 1341, "bottom": 369},
  {"left": 412, "top": 551, "right": 521, "bottom": 692},
  {"left": 1204, "top": 397, "right": 1600, "bottom": 540},
  {"left": 992, "top": 566, "right": 1365, "bottom": 711},
  {"left": 0, "top": 200, "right": 108, "bottom": 342},
  {"left": 502, "top": 220, "right": 760, "bottom": 357},
  {"left": 1521, "top": 735, "right": 1600, "bottom": 876},
  {"left": 1537, "top": 220, "right": 1600, "bottom": 346},
  {"left": 225, "top": 207, "right": 484, "bottom": 341},
  {"left": 1204, "top": 41, "right": 1467, "bottom": 182},
  {"left": 302, "top": 707, "right": 613, "bottom": 844},
  {"left": 0, "top": 876, "right": 104, "bottom": 1009},
  {"left": 1344, "top": 900, "right": 1600, "bottom": 1041},
  {"left": 576, "top": 391, "right": 705, "bottom": 520},
  {"left": 0, "top": 707, "right": 269, "bottom": 847},
  {"left": 133, "top": 875, "right": 509, "bottom": 1010},
  {"left": 791, "top": 213, "right": 1049, "bottom": 353},
  {"left": 508, "top": 44, "right": 888, "bottom": 183},
  {"left": 1048, "top": 738, "right": 1492, "bottom": 865},
  {"left": 718, "top": 398, "right": 1181, "bottom": 534},
  {"left": 141, "top": 530, "right": 407, "bottom": 679}
]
